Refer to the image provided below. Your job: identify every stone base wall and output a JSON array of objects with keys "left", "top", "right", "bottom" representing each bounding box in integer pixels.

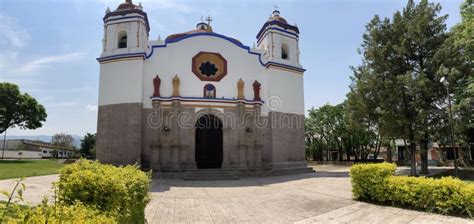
[
  {"left": 97, "top": 102, "right": 306, "bottom": 171},
  {"left": 96, "top": 103, "right": 142, "bottom": 165}
]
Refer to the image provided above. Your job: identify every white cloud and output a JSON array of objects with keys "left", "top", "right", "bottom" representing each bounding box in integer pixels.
[
  {"left": 86, "top": 104, "right": 98, "bottom": 112},
  {"left": 15, "top": 52, "right": 83, "bottom": 73},
  {"left": 0, "top": 14, "right": 29, "bottom": 48}
]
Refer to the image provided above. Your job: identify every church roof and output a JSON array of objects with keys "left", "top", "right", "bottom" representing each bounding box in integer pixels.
[
  {"left": 165, "top": 22, "right": 242, "bottom": 45},
  {"left": 116, "top": 0, "right": 138, "bottom": 11}
]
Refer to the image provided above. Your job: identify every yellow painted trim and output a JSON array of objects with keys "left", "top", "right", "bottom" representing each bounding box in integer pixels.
[{"left": 180, "top": 104, "right": 237, "bottom": 109}]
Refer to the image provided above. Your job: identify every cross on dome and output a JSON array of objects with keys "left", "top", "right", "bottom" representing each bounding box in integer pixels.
[{"left": 205, "top": 16, "right": 213, "bottom": 25}]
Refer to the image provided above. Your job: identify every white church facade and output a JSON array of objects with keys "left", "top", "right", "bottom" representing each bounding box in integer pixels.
[{"left": 97, "top": 0, "right": 307, "bottom": 172}]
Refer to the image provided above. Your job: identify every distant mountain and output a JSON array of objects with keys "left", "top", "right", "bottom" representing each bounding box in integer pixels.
[{"left": 5, "top": 135, "right": 82, "bottom": 148}]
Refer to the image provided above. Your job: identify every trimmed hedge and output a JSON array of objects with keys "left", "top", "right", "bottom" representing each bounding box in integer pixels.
[
  {"left": 386, "top": 176, "right": 473, "bottom": 216},
  {"left": 350, "top": 162, "right": 396, "bottom": 201},
  {"left": 350, "top": 163, "right": 474, "bottom": 217},
  {"left": 56, "top": 160, "right": 151, "bottom": 223},
  {"left": 7, "top": 201, "right": 116, "bottom": 223}
]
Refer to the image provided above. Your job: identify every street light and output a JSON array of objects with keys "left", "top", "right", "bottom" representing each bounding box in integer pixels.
[{"left": 440, "top": 75, "right": 458, "bottom": 176}]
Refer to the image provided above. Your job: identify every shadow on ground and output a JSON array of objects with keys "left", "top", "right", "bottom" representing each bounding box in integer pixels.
[
  {"left": 150, "top": 170, "right": 350, "bottom": 193},
  {"left": 431, "top": 169, "right": 474, "bottom": 181}
]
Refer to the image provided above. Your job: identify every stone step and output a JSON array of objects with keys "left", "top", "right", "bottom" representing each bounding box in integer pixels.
[
  {"left": 271, "top": 167, "right": 315, "bottom": 176},
  {"left": 153, "top": 167, "right": 315, "bottom": 179},
  {"left": 184, "top": 170, "right": 240, "bottom": 181},
  {"left": 184, "top": 175, "right": 240, "bottom": 181}
]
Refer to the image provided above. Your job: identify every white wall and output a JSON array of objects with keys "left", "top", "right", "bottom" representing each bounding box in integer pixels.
[
  {"left": 2, "top": 150, "right": 42, "bottom": 159},
  {"left": 142, "top": 35, "right": 267, "bottom": 109},
  {"left": 267, "top": 68, "right": 305, "bottom": 115},
  {"left": 100, "top": 34, "right": 305, "bottom": 115},
  {"left": 99, "top": 59, "right": 144, "bottom": 106}
]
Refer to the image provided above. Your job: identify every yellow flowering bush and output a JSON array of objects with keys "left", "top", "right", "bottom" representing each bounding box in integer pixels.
[
  {"left": 6, "top": 200, "right": 116, "bottom": 224},
  {"left": 350, "top": 163, "right": 396, "bottom": 201},
  {"left": 386, "top": 176, "right": 473, "bottom": 216},
  {"left": 56, "top": 159, "right": 151, "bottom": 223},
  {"left": 350, "top": 163, "right": 474, "bottom": 217}
]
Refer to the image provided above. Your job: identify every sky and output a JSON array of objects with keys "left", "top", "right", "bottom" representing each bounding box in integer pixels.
[{"left": 0, "top": 0, "right": 463, "bottom": 137}]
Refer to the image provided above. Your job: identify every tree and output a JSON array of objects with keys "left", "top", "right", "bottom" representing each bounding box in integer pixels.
[
  {"left": 354, "top": 0, "right": 449, "bottom": 175},
  {"left": 305, "top": 102, "right": 380, "bottom": 162},
  {"left": 80, "top": 133, "right": 96, "bottom": 159},
  {"left": 346, "top": 65, "right": 387, "bottom": 161},
  {"left": 0, "top": 82, "right": 47, "bottom": 134},
  {"left": 433, "top": 0, "right": 474, "bottom": 166},
  {"left": 1, "top": 82, "right": 47, "bottom": 159},
  {"left": 51, "top": 132, "right": 75, "bottom": 148}
]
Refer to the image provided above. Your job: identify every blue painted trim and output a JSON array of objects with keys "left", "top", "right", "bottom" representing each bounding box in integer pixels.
[
  {"left": 145, "top": 32, "right": 268, "bottom": 67},
  {"left": 97, "top": 52, "right": 145, "bottom": 62},
  {"left": 105, "top": 15, "right": 145, "bottom": 23},
  {"left": 150, "top": 96, "right": 265, "bottom": 104},
  {"left": 256, "top": 21, "right": 299, "bottom": 39},
  {"left": 257, "top": 27, "right": 299, "bottom": 44},
  {"left": 97, "top": 32, "right": 305, "bottom": 73}
]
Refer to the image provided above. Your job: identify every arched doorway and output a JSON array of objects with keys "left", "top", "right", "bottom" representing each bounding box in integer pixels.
[{"left": 195, "top": 114, "right": 223, "bottom": 169}]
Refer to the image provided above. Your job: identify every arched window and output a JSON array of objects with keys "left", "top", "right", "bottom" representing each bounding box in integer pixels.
[
  {"left": 118, "top": 31, "right": 127, "bottom": 49},
  {"left": 281, "top": 43, "right": 289, "bottom": 60},
  {"left": 203, "top": 84, "right": 216, "bottom": 99}
]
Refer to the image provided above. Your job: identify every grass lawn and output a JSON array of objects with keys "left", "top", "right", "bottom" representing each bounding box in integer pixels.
[{"left": 0, "top": 159, "right": 65, "bottom": 180}]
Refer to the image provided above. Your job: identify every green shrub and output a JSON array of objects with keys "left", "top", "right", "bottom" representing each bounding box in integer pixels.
[
  {"left": 6, "top": 200, "right": 116, "bottom": 224},
  {"left": 386, "top": 176, "right": 474, "bottom": 216},
  {"left": 349, "top": 162, "right": 396, "bottom": 201},
  {"left": 350, "top": 163, "right": 474, "bottom": 217},
  {"left": 56, "top": 159, "right": 151, "bottom": 223}
]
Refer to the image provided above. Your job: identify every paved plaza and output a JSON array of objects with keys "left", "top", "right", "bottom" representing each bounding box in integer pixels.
[{"left": 0, "top": 165, "right": 472, "bottom": 223}]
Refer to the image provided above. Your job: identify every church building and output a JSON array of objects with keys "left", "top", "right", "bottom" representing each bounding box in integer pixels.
[{"left": 96, "top": 0, "right": 307, "bottom": 173}]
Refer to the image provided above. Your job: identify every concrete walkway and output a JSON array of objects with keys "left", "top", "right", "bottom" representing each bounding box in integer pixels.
[
  {"left": 0, "top": 166, "right": 472, "bottom": 223},
  {"left": 0, "top": 175, "right": 58, "bottom": 204}
]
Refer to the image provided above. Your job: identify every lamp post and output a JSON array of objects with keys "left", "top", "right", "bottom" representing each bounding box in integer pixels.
[
  {"left": 440, "top": 76, "right": 458, "bottom": 176},
  {"left": 1, "top": 130, "right": 6, "bottom": 159}
]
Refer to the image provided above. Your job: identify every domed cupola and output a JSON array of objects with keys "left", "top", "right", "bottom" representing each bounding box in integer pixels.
[
  {"left": 267, "top": 9, "right": 288, "bottom": 24},
  {"left": 256, "top": 8, "right": 301, "bottom": 64},
  {"left": 116, "top": 0, "right": 139, "bottom": 11},
  {"left": 196, "top": 22, "right": 213, "bottom": 32},
  {"left": 165, "top": 21, "right": 213, "bottom": 42},
  {"left": 165, "top": 18, "right": 243, "bottom": 44}
]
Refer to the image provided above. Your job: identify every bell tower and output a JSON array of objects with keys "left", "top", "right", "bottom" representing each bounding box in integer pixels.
[
  {"left": 96, "top": 0, "right": 150, "bottom": 166},
  {"left": 101, "top": 0, "right": 149, "bottom": 56},
  {"left": 256, "top": 9, "right": 300, "bottom": 64}
]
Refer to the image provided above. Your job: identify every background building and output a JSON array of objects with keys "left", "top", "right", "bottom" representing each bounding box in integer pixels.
[{"left": 0, "top": 139, "right": 77, "bottom": 159}]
